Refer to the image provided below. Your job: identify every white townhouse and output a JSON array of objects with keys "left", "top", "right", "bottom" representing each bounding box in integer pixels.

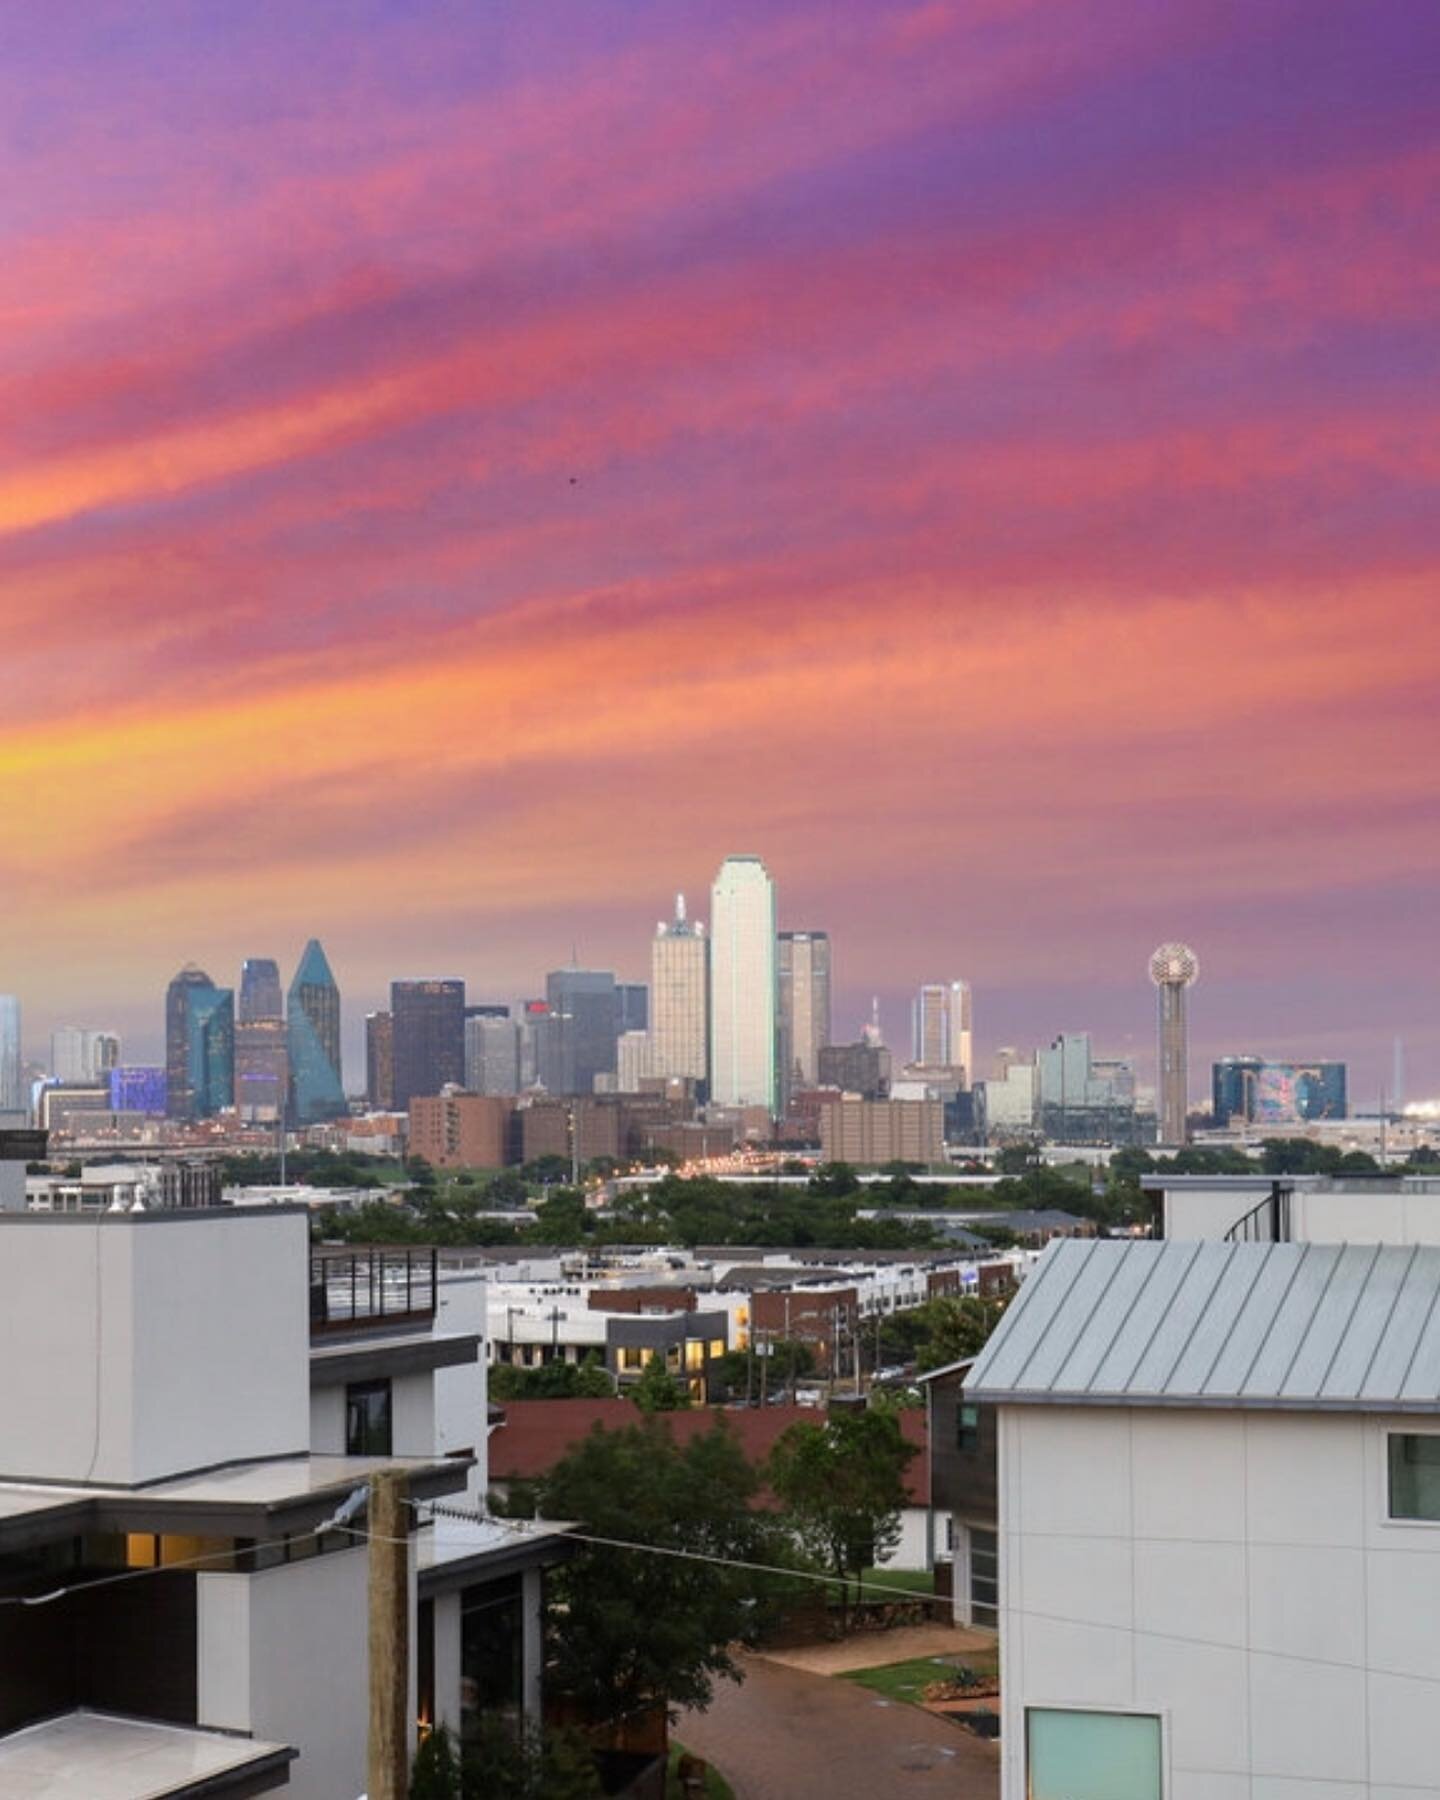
[
  {"left": 0, "top": 1209, "right": 565, "bottom": 1800},
  {"left": 968, "top": 1235, "right": 1440, "bottom": 1800}
]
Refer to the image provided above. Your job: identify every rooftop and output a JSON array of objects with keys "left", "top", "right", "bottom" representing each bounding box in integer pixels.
[
  {"left": 967, "top": 1238, "right": 1440, "bottom": 1413},
  {"left": 0, "top": 1710, "right": 294, "bottom": 1799}
]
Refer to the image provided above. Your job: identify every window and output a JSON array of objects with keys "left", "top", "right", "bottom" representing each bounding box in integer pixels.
[
  {"left": 1389, "top": 1433, "right": 1440, "bottom": 1520},
  {"left": 967, "top": 1525, "right": 997, "bottom": 1627},
  {"left": 1026, "top": 1709, "right": 1162, "bottom": 1800},
  {"left": 345, "top": 1379, "right": 393, "bottom": 1456},
  {"left": 957, "top": 1401, "right": 981, "bottom": 1452},
  {"left": 709, "top": 1339, "right": 725, "bottom": 1359},
  {"left": 619, "top": 1345, "right": 645, "bottom": 1372},
  {"left": 684, "top": 1340, "right": 705, "bottom": 1371}
]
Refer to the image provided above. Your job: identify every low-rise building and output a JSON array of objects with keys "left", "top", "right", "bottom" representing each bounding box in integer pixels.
[
  {"left": 818, "top": 1098, "right": 944, "bottom": 1166},
  {"left": 969, "top": 1235, "right": 1440, "bottom": 1800}
]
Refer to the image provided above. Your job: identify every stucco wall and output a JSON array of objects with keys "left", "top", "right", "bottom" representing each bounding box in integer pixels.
[{"left": 999, "top": 1404, "right": 1440, "bottom": 1799}]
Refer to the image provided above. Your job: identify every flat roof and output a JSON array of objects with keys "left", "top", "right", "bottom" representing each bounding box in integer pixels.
[
  {"left": 309, "top": 1331, "right": 479, "bottom": 1387},
  {"left": 0, "top": 1453, "right": 471, "bottom": 1549},
  {"left": 968, "top": 1239, "right": 1440, "bottom": 1414},
  {"left": 0, "top": 1710, "right": 295, "bottom": 1798}
]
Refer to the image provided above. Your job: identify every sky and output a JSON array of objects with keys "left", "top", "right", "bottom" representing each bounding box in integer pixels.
[{"left": 2, "top": 0, "right": 1438, "bottom": 1098}]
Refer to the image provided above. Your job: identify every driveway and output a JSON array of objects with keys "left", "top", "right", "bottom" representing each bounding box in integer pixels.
[{"left": 676, "top": 1651, "right": 1000, "bottom": 1800}]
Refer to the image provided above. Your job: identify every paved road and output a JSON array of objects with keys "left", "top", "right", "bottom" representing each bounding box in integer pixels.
[{"left": 676, "top": 1652, "right": 1000, "bottom": 1800}]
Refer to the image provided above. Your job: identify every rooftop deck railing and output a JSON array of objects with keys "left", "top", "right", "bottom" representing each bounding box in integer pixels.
[
  {"left": 310, "top": 1246, "right": 438, "bottom": 1335},
  {"left": 1224, "top": 1181, "right": 1293, "bottom": 1244}
]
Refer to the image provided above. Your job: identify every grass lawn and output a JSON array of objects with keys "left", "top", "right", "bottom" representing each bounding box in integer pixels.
[
  {"left": 841, "top": 1646, "right": 999, "bottom": 1708},
  {"left": 851, "top": 1565, "right": 936, "bottom": 1600},
  {"left": 667, "top": 1741, "right": 734, "bottom": 1798}
]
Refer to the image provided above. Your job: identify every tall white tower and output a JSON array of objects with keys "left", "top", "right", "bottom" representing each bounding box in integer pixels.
[
  {"left": 709, "top": 857, "right": 778, "bottom": 1111},
  {"left": 0, "top": 996, "right": 21, "bottom": 1115},
  {"left": 912, "top": 980, "right": 973, "bottom": 1083},
  {"left": 1149, "top": 944, "right": 1198, "bottom": 1145}
]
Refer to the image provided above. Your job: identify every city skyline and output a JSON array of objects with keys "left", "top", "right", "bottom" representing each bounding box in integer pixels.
[{"left": 2, "top": 2, "right": 1436, "bottom": 1104}]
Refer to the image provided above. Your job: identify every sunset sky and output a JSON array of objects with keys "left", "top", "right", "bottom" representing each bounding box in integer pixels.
[{"left": 3, "top": 0, "right": 1437, "bottom": 1097}]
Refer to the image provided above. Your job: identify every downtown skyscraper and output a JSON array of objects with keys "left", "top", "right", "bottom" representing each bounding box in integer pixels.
[
  {"left": 912, "top": 980, "right": 973, "bottom": 1082},
  {"left": 235, "top": 957, "right": 286, "bottom": 1123},
  {"left": 709, "top": 855, "right": 778, "bottom": 1111},
  {"left": 390, "top": 978, "right": 465, "bottom": 1110},
  {"left": 165, "top": 966, "right": 234, "bottom": 1121},
  {"left": 778, "top": 930, "right": 831, "bottom": 1088},
  {"left": 0, "top": 996, "right": 21, "bottom": 1116},
  {"left": 287, "top": 939, "right": 346, "bottom": 1123},
  {"left": 650, "top": 895, "right": 708, "bottom": 1087}
]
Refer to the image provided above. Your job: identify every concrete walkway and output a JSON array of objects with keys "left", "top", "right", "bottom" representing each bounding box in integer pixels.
[
  {"left": 758, "top": 1622, "right": 995, "bottom": 1675},
  {"left": 677, "top": 1651, "right": 1000, "bottom": 1800}
]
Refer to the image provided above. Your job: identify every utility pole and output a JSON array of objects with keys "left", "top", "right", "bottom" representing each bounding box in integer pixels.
[{"left": 367, "top": 1468, "right": 410, "bottom": 1800}]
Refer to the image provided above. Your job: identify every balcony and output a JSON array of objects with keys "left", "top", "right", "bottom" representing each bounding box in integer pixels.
[{"left": 310, "top": 1246, "right": 437, "bottom": 1337}]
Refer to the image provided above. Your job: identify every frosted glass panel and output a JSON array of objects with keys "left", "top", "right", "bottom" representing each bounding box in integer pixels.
[{"left": 1027, "top": 1709, "right": 1161, "bottom": 1800}]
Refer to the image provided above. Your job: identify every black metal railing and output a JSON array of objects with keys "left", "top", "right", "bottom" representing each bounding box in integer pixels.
[
  {"left": 1224, "top": 1181, "right": 1292, "bottom": 1244},
  {"left": 310, "top": 1246, "right": 438, "bottom": 1335}
]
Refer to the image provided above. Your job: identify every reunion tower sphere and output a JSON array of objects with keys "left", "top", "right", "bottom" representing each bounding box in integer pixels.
[
  {"left": 1149, "top": 944, "right": 1199, "bottom": 990},
  {"left": 1149, "top": 943, "right": 1198, "bottom": 1144}
]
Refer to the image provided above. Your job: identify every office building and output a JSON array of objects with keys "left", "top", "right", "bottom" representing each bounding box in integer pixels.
[
  {"left": 165, "top": 966, "right": 234, "bottom": 1120},
  {"left": 819, "top": 1098, "right": 945, "bottom": 1166},
  {"left": 365, "top": 1009, "right": 394, "bottom": 1109},
  {"left": 110, "top": 1065, "right": 167, "bottom": 1116},
  {"left": 409, "top": 1092, "right": 514, "bottom": 1168},
  {"left": 287, "top": 938, "right": 345, "bottom": 1124},
  {"left": 1036, "top": 1031, "right": 1137, "bottom": 1141},
  {"left": 615, "top": 1029, "right": 652, "bottom": 1092},
  {"left": 238, "top": 957, "right": 283, "bottom": 1024},
  {"left": 517, "top": 1000, "right": 550, "bottom": 1089},
  {"left": 912, "top": 980, "right": 973, "bottom": 1082},
  {"left": 235, "top": 956, "right": 287, "bottom": 1123},
  {"left": 651, "top": 894, "right": 708, "bottom": 1086},
  {"left": 1212, "top": 1055, "right": 1348, "bottom": 1126},
  {"left": 465, "top": 1012, "right": 521, "bottom": 1095},
  {"left": 617, "top": 983, "right": 648, "bottom": 1034},
  {"left": 391, "top": 979, "right": 466, "bottom": 1109},
  {"left": 542, "top": 968, "right": 618, "bottom": 1096},
  {"left": 50, "top": 1027, "right": 120, "bottom": 1086},
  {"left": 817, "top": 1040, "right": 892, "bottom": 1100},
  {"left": 709, "top": 855, "right": 778, "bottom": 1112},
  {"left": 1149, "top": 941, "right": 1198, "bottom": 1144},
  {"left": 0, "top": 996, "right": 20, "bottom": 1116},
  {"left": 778, "top": 931, "right": 831, "bottom": 1089}
]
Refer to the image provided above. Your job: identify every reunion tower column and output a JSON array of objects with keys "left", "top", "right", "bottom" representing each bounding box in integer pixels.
[{"left": 1149, "top": 944, "right": 1198, "bottom": 1146}]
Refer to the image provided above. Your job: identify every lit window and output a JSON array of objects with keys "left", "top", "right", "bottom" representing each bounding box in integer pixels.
[
  {"left": 709, "top": 1339, "right": 725, "bottom": 1358},
  {"left": 1389, "top": 1433, "right": 1440, "bottom": 1520},
  {"left": 685, "top": 1341, "right": 705, "bottom": 1370},
  {"left": 1026, "top": 1709, "right": 1161, "bottom": 1800}
]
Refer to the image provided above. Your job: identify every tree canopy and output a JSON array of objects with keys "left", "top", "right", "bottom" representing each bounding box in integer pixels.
[
  {"left": 533, "top": 1418, "right": 787, "bottom": 1723},
  {"left": 768, "top": 1409, "right": 917, "bottom": 1590}
]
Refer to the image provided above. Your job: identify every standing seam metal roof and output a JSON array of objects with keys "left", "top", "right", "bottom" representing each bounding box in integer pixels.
[{"left": 964, "top": 1238, "right": 1440, "bottom": 1411}]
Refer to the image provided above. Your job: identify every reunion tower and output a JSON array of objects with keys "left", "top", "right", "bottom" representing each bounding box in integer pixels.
[{"left": 1149, "top": 943, "right": 1198, "bottom": 1145}]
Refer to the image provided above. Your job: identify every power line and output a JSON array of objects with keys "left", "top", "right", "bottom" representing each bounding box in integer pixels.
[{"left": 0, "top": 1528, "right": 327, "bottom": 1610}]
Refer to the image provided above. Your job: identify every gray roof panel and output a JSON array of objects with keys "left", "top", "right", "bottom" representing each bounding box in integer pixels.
[{"left": 966, "top": 1239, "right": 1440, "bottom": 1413}]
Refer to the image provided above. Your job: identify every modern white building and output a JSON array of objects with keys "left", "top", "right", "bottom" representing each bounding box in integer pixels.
[
  {"left": 708, "top": 856, "right": 778, "bottom": 1112},
  {"left": 969, "top": 1235, "right": 1440, "bottom": 1800},
  {"left": 650, "top": 893, "right": 709, "bottom": 1085},
  {"left": 0, "top": 1210, "right": 564, "bottom": 1799},
  {"left": 1152, "top": 1172, "right": 1440, "bottom": 1248}
]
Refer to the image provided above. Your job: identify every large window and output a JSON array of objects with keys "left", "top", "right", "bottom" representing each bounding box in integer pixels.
[
  {"left": 957, "top": 1401, "right": 981, "bottom": 1452},
  {"left": 967, "top": 1525, "right": 997, "bottom": 1628},
  {"left": 1026, "top": 1709, "right": 1162, "bottom": 1800},
  {"left": 345, "top": 1379, "right": 393, "bottom": 1457},
  {"left": 1389, "top": 1432, "right": 1440, "bottom": 1520}
]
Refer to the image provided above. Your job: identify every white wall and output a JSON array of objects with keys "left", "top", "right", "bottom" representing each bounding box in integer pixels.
[
  {"left": 875, "top": 1505, "right": 936, "bottom": 1574},
  {"left": 199, "top": 1546, "right": 375, "bottom": 1800},
  {"left": 436, "top": 1274, "right": 489, "bottom": 1497},
  {"left": 0, "top": 1210, "right": 308, "bottom": 1485},
  {"left": 1162, "top": 1185, "right": 1276, "bottom": 1241},
  {"left": 999, "top": 1404, "right": 1440, "bottom": 1800}
]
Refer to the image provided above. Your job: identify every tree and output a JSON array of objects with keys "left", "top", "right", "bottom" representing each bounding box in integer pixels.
[
  {"left": 768, "top": 1409, "right": 917, "bottom": 1599},
  {"left": 490, "top": 1353, "right": 615, "bottom": 1402},
  {"left": 409, "top": 1722, "right": 600, "bottom": 1800},
  {"left": 630, "top": 1352, "right": 692, "bottom": 1412},
  {"left": 534, "top": 1418, "right": 786, "bottom": 1723},
  {"left": 707, "top": 1339, "right": 815, "bottom": 1403}
]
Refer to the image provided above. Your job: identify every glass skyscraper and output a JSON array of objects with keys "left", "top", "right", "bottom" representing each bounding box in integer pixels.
[
  {"left": 391, "top": 979, "right": 466, "bottom": 1109},
  {"left": 778, "top": 931, "right": 831, "bottom": 1090},
  {"left": 287, "top": 939, "right": 346, "bottom": 1124},
  {"left": 542, "top": 970, "right": 619, "bottom": 1096},
  {"left": 236, "top": 957, "right": 287, "bottom": 1123},
  {"left": 0, "top": 996, "right": 21, "bottom": 1115},
  {"left": 709, "top": 855, "right": 778, "bottom": 1112},
  {"left": 165, "top": 967, "right": 234, "bottom": 1120}
]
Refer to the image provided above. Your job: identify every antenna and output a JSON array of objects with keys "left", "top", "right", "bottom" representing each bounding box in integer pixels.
[{"left": 676, "top": 892, "right": 686, "bottom": 925}]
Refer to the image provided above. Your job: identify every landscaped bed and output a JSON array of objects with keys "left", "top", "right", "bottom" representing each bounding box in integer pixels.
[{"left": 840, "top": 1649, "right": 1001, "bottom": 1737}]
